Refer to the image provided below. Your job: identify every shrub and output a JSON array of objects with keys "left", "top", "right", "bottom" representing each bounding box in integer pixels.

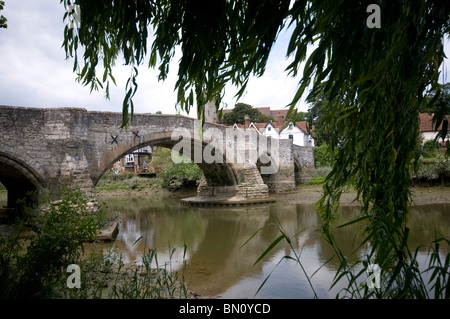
[
  {"left": 149, "top": 148, "right": 174, "bottom": 170},
  {"left": 421, "top": 139, "right": 440, "bottom": 158},
  {"left": 414, "top": 155, "right": 450, "bottom": 185},
  {"left": 0, "top": 186, "right": 106, "bottom": 298},
  {"left": 160, "top": 161, "right": 202, "bottom": 188},
  {"left": 314, "top": 144, "right": 333, "bottom": 167},
  {"left": 96, "top": 173, "right": 164, "bottom": 190},
  {"left": 313, "top": 166, "right": 332, "bottom": 178},
  {"left": 310, "top": 176, "right": 326, "bottom": 184}
]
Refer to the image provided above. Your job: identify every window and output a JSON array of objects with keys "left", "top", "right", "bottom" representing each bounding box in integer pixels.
[
  {"left": 268, "top": 126, "right": 271, "bottom": 131},
  {"left": 125, "top": 154, "right": 134, "bottom": 163},
  {"left": 289, "top": 134, "right": 293, "bottom": 140}
]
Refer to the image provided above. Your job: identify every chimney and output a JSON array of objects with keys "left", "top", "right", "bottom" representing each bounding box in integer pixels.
[
  {"left": 277, "top": 111, "right": 284, "bottom": 124},
  {"left": 244, "top": 114, "right": 250, "bottom": 128}
]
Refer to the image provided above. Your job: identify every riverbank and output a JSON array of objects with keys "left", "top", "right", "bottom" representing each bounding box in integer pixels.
[
  {"left": 2, "top": 184, "right": 448, "bottom": 210},
  {"left": 275, "top": 184, "right": 450, "bottom": 206},
  {"left": 95, "top": 184, "right": 450, "bottom": 207}
]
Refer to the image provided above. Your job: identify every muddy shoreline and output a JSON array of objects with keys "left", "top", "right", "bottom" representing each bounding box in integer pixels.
[
  {"left": 2, "top": 184, "right": 448, "bottom": 211},
  {"left": 95, "top": 184, "right": 450, "bottom": 207}
]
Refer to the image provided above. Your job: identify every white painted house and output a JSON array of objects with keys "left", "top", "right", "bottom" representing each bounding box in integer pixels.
[
  {"left": 278, "top": 121, "right": 315, "bottom": 147},
  {"left": 262, "top": 122, "right": 280, "bottom": 140},
  {"left": 232, "top": 112, "right": 315, "bottom": 147}
]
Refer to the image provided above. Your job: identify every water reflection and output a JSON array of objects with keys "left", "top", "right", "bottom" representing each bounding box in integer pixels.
[{"left": 93, "top": 198, "right": 449, "bottom": 298}]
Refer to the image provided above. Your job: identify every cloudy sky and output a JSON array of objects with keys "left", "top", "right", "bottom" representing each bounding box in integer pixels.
[{"left": 0, "top": 1, "right": 449, "bottom": 117}]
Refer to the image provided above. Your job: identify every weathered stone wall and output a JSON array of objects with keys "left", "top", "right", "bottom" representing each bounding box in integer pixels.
[
  {"left": 261, "top": 139, "right": 296, "bottom": 192},
  {"left": 0, "top": 106, "right": 93, "bottom": 205},
  {"left": 293, "top": 145, "right": 315, "bottom": 183}
]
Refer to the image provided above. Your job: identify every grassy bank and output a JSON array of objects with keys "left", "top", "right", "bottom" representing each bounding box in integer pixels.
[{"left": 96, "top": 173, "right": 164, "bottom": 190}]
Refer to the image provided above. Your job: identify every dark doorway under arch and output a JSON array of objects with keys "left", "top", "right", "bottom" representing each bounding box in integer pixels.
[{"left": 0, "top": 156, "right": 42, "bottom": 209}]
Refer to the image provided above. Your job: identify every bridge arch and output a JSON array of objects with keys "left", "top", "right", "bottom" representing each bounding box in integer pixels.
[
  {"left": 94, "top": 131, "right": 240, "bottom": 188},
  {"left": 0, "top": 152, "right": 48, "bottom": 208}
]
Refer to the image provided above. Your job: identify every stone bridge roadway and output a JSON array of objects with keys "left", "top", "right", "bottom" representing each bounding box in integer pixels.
[{"left": 0, "top": 105, "right": 314, "bottom": 207}]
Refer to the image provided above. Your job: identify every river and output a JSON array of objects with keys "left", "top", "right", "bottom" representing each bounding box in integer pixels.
[{"left": 84, "top": 191, "right": 450, "bottom": 299}]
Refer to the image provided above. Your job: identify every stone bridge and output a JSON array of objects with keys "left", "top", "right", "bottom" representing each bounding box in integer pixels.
[{"left": 0, "top": 105, "right": 314, "bottom": 207}]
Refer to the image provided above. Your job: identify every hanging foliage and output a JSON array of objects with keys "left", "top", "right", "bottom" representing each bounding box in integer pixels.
[{"left": 60, "top": 0, "right": 450, "bottom": 297}]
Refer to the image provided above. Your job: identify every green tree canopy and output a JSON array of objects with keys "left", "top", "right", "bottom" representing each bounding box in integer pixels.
[
  {"left": 421, "top": 83, "right": 450, "bottom": 113},
  {"left": 305, "top": 89, "right": 334, "bottom": 147},
  {"left": 58, "top": 0, "right": 450, "bottom": 298},
  {"left": 221, "top": 103, "right": 261, "bottom": 126}
]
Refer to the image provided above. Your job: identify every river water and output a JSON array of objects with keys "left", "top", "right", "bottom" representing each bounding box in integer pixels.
[{"left": 86, "top": 192, "right": 449, "bottom": 299}]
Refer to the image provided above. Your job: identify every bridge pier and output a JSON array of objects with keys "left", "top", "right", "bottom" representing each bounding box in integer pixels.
[
  {"left": 196, "top": 165, "right": 269, "bottom": 201},
  {"left": 260, "top": 139, "right": 296, "bottom": 193},
  {"left": 293, "top": 145, "right": 315, "bottom": 184}
]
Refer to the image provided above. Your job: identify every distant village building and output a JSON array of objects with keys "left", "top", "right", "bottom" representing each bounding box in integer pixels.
[
  {"left": 419, "top": 113, "right": 450, "bottom": 145},
  {"left": 231, "top": 109, "right": 315, "bottom": 147},
  {"left": 112, "top": 145, "right": 152, "bottom": 174}
]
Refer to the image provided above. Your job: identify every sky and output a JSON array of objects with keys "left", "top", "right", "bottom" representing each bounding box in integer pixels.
[{"left": 0, "top": 1, "right": 449, "bottom": 117}]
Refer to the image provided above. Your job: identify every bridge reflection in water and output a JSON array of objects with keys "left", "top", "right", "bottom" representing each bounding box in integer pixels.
[{"left": 86, "top": 195, "right": 450, "bottom": 299}]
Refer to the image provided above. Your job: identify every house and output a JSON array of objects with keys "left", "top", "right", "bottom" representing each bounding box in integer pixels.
[
  {"left": 266, "top": 111, "right": 314, "bottom": 147},
  {"left": 231, "top": 111, "right": 315, "bottom": 147},
  {"left": 419, "top": 113, "right": 450, "bottom": 145},
  {"left": 112, "top": 145, "right": 153, "bottom": 174}
]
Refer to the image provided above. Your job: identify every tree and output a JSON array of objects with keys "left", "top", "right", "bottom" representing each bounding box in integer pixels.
[
  {"left": 256, "top": 113, "right": 274, "bottom": 124},
  {"left": 221, "top": 103, "right": 261, "bottom": 125},
  {"left": 420, "top": 82, "right": 450, "bottom": 113},
  {"left": 60, "top": 0, "right": 450, "bottom": 298},
  {"left": 305, "top": 89, "right": 334, "bottom": 147},
  {"left": 0, "top": 1, "right": 7, "bottom": 29}
]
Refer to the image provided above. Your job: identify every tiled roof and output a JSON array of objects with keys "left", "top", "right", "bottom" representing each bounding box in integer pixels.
[
  {"left": 419, "top": 113, "right": 450, "bottom": 132},
  {"left": 296, "top": 121, "right": 310, "bottom": 133}
]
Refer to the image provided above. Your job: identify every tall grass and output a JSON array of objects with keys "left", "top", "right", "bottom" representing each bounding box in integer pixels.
[
  {"left": 96, "top": 173, "right": 164, "bottom": 190},
  {"left": 63, "top": 245, "right": 191, "bottom": 299},
  {"left": 245, "top": 208, "right": 450, "bottom": 299}
]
